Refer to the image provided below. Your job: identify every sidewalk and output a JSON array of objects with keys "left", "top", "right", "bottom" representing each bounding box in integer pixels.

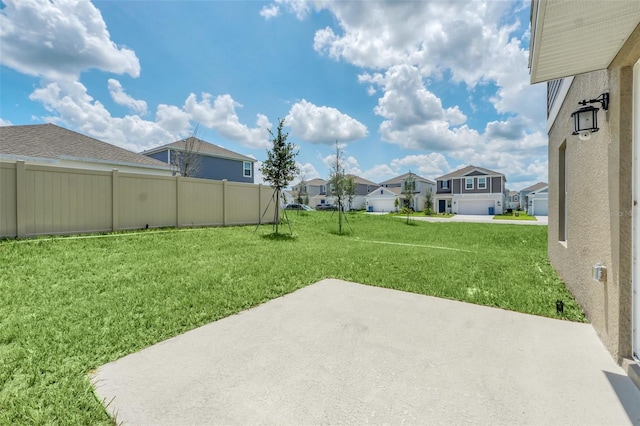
[
  {"left": 392, "top": 214, "right": 548, "bottom": 225},
  {"left": 91, "top": 279, "right": 640, "bottom": 425}
]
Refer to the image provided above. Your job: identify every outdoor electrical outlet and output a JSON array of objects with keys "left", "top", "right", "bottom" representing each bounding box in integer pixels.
[{"left": 592, "top": 263, "right": 606, "bottom": 283}]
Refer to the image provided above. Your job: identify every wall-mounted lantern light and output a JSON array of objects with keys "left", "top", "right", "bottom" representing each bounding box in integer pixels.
[{"left": 571, "top": 92, "right": 609, "bottom": 141}]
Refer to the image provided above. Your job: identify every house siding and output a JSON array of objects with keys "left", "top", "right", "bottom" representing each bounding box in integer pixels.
[
  {"left": 453, "top": 179, "right": 461, "bottom": 194},
  {"left": 145, "top": 149, "right": 253, "bottom": 183}
]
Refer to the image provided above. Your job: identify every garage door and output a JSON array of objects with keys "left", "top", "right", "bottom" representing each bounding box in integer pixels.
[
  {"left": 368, "top": 198, "right": 396, "bottom": 212},
  {"left": 532, "top": 199, "right": 548, "bottom": 216},
  {"left": 457, "top": 199, "right": 495, "bottom": 215}
]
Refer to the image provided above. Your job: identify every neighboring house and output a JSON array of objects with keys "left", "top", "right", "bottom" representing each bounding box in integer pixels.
[
  {"left": 520, "top": 182, "right": 548, "bottom": 216},
  {"left": 142, "top": 137, "right": 255, "bottom": 183},
  {"left": 365, "top": 187, "right": 401, "bottom": 213},
  {"left": 291, "top": 178, "right": 327, "bottom": 207},
  {"left": 380, "top": 172, "right": 436, "bottom": 212},
  {"left": 0, "top": 123, "right": 172, "bottom": 175},
  {"left": 529, "top": 0, "right": 640, "bottom": 384},
  {"left": 507, "top": 191, "right": 520, "bottom": 210},
  {"left": 343, "top": 174, "right": 380, "bottom": 210},
  {"left": 434, "top": 165, "right": 506, "bottom": 215}
]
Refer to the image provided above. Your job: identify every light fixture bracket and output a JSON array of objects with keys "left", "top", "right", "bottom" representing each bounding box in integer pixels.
[{"left": 578, "top": 92, "right": 609, "bottom": 111}]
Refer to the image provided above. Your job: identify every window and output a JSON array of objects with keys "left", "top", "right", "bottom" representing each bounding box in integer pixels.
[
  {"left": 243, "top": 161, "right": 252, "bottom": 177},
  {"left": 441, "top": 180, "right": 449, "bottom": 189},
  {"left": 478, "top": 177, "right": 487, "bottom": 189},
  {"left": 465, "top": 178, "right": 474, "bottom": 190},
  {"left": 320, "top": 185, "right": 326, "bottom": 194},
  {"left": 403, "top": 181, "right": 416, "bottom": 191},
  {"left": 559, "top": 141, "right": 567, "bottom": 242}
]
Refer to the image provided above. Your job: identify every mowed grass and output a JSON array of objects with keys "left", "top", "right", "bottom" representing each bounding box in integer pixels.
[{"left": 0, "top": 212, "right": 584, "bottom": 423}]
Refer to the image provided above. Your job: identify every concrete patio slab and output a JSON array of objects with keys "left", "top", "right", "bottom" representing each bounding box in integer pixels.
[{"left": 91, "top": 279, "right": 640, "bottom": 425}]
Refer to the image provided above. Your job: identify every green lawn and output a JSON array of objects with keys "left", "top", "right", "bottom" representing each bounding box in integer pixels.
[
  {"left": 494, "top": 211, "right": 538, "bottom": 221},
  {"left": 0, "top": 213, "right": 584, "bottom": 423}
]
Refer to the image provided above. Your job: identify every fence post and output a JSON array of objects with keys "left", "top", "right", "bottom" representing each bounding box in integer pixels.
[
  {"left": 16, "top": 160, "right": 26, "bottom": 239},
  {"left": 176, "top": 176, "right": 182, "bottom": 228},
  {"left": 258, "top": 184, "right": 262, "bottom": 224},
  {"left": 222, "top": 179, "right": 227, "bottom": 226},
  {"left": 112, "top": 169, "right": 119, "bottom": 232}
]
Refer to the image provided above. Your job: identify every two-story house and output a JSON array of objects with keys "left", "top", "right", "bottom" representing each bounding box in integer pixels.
[
  {"left": 506, "top": 191, "right": 520, "bottom": 211},
  {"left": 528, "top": 0, "right": 640, "bottom": 380},
  {"left": 379, "top": 172, "right": 436, "bottom": 211},
  {"left": 519, "top": 182, "right": 548, "bottom": 216},
  {"left": 291, "top": 178, "right": 328, "bottom": 207},
  {"left": 343, "top": 174, "right": 380, "bottom": 210},
  {"left": 434, "top": 166, "right": 506, "bottom": 215},
  {"left": 142, "top": 137, "right": 255, "bottom": 183}
]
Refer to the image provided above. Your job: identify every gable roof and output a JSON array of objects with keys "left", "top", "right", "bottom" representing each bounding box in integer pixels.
[
  {"left": 520, "top": 182, "right": 548, "bottom": 193},
  {"left": 142, "top": 137, "right": 255, "bottom": 163},
  {"left": 307, "top": 178, "right": 327, "bottom": 186},
  {"left": 0, "top": 123, "right": 170, "bottom": 169},
  {"left": 366, "top": 186, "right": 400, "bottom": 197},
  {"left": 379, "top": 172, "right": 435, "bottom": 185},
  {"left": 436, "top": 165, "right": 505, "bottom": 181},
  {"left": 346, "top": 174, "right": 379, "bottom": 186}
]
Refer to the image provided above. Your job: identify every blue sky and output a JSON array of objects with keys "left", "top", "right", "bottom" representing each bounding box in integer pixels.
[{"left": 0, "top": 0, "right": 547, "bottom": 190}]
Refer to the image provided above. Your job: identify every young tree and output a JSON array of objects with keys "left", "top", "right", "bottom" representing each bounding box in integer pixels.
[
  {"left": 172, "top": 126, "right": 202, "bottom": 178},
  {"left": 424, "top": 188, "right": 434, "bottom": 215},
  {"left": 296, "top": 173, "right": 307, "bottom": 206},
  {"left": 328, "top": 142, "right": 348, "bottom": 234},
  {"left": 402, "top": 170, "right": 415, "bottom": 224},
  {"left": 344, "top": 175, "right": 356, "bottom": 211},
  {"left": 260, "top": 118, "right": 299, "bottom": 234}
]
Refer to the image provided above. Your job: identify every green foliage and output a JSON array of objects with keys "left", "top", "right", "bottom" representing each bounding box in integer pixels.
[
  {"left": 402, "top": 171, "right": 415, "bottom": 224},
  {"left": 0, "top": 216, "right": 584, "bottom": 423},
  {"left": 424, "top": 189, "right": 434, "bottom": 215},
  {"left": 328, "top": 142, "right": 350, "bottom": 234},
  {"left": 260, "top": 118, "right": 299, "bottom": 233}
]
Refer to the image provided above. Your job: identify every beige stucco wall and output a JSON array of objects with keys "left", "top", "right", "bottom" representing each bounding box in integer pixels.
[{"left": 547, "top": 24, "right": 640, "bottom": 361}]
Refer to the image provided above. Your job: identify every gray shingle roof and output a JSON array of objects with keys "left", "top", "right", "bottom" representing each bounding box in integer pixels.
[
  {"left": 346, "top": 174, "right": 379, "bottom": 186},
  {"left": 436, "top": 165, "right": 505, "bottom": 181},
  {"left": 520, "top": 182, "right": 548, "bottom": 192},
  {"left": 142, "top": 137, "right": 255, "bottom": 163},
  {"left": 0, "top": 123, "right": 170, "bottom": 169},
  {"left": 379, "top": 172, "right": 435, "bottom": 185}
]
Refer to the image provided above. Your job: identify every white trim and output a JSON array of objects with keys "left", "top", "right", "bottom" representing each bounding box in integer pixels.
[
  {"left": 478, "top": 176, "right": 487, "bottom": 189},
  {"left": 548, "top": 77, "right": 575, "bottom": 131},
  {"left": 465, "top": 177, "right": 474, "bottom": 190}
]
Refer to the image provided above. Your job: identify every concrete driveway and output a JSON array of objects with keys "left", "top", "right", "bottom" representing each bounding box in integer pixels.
[
  {"left": 91, "top": 279, "right": 639, "bottom": 425},
  {"left": 410, "top": 214, "right": 548, "bottom": 225}
]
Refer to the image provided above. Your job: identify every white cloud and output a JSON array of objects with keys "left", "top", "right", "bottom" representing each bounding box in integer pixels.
[
  {"left": 259, "top": 4, "right": 280, "bottom": 19},
  {"left": 27, "top": 80, "right": 273, "bottom": 153},
  {"left": 285, "top": 99, "right": 368, "bottom": 145},
  {"left": 389, "top": 153, "right": 453, "bottom": 179},
  {"left": 184, "top": 93, "right": 272, "bottom": 149},
  {"left": 108, "top": 79, "right": 147, "bottom": 115},
  {"left": 0, "top": 118, "right": 13, "bottom": 126},
  {"left": 296, "top": 162, "right": 320, "bottom": 180},
  {"left": 359, "top": 164, "right": 396, "bottom": 183},
  {"left": 0, "top": 0, "right": 140, "bottom": 80},
  {"left": 29, "top": 80, "right": 188, "bottom": 151},
  {"left": 261, "top": 0, "right": 312, "bottom": 20}
]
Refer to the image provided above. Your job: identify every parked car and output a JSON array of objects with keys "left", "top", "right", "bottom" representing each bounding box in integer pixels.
[
  {"left": 316, "top": 204, "right": 338, "bottom": 211},
  {"left": 285, "top": 203, "right": 313, "bottom": 211}
]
